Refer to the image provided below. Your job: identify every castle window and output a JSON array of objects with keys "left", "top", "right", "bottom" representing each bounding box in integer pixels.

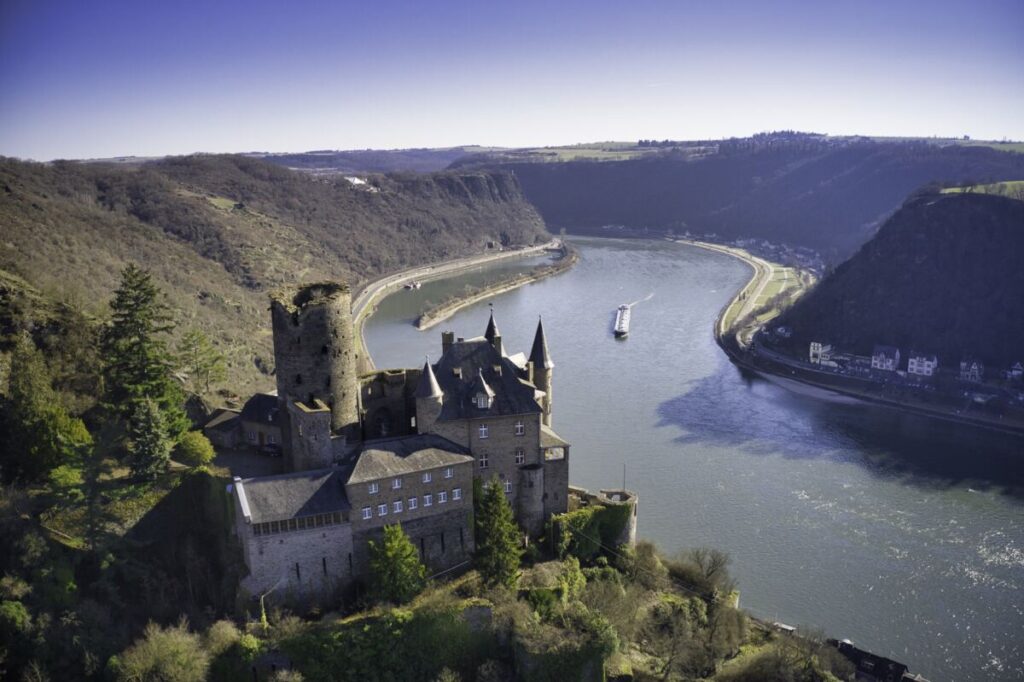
[
  {"left": 295, "top": 373, "right": 303, "bottom": 385},
  {"left": 424, "top": 494, "right": 433, "bottom": 507},
  {"left": 504, "top": 481, "right": 512, "bottom": 494},
  {"left": 453, "top": 488, "right": 462, "bottom": 501},
  {"left": 368, "top": 482, "right": 379, "bottom": 495},
  {"left": 268, "top": 434, "right": 276, "bottom": 445},
  {"left": 478, "top": 424, "right": 489, "bottom": 439},
  {"left": 378, "top": 504, "right": 387, "bottom": 517},
  {"left": 248, "top": 431, "right": 256, "bottom": 442},
  {"left": 515, "top": 448, "right": 525, "bottom": 465},
  {"left": 362, "top": 507, "right": 371, "bottom": 520},
  {"left": 438, "top": 491, "right": 447, "bottom": 504},
  {"left": 514, "top": 420, "right": 524, "bottom": 436},
  {"left": 422, "top": 472, "right": 432, "bottom": 483},
  {"left": 295, "top": 562, "right": 301, "bottom": 581},
  {"left": 322, "top": 345, "right": 329, "bottom": 355},
  {"left": 476, "top": 394, "right": 491, "bottom": 409},
  {"left": 479, "top": 453, "right": 489, "bottom": 469},
  {"left": 392, "top": 477, "right": 402, "bottom": 490},
  {"left": 322, "top": 557, "right": 327, "bottom": 576},
  {"left": 253, "top": 524, "right": 263, "bottom": 536},
  {"left": 409, "top": 496, "right": 418, "bottom": 510},
  {"left": 444, "top": 467, "right": 453, "bottom": 479},
  {"left": 393, "top": 500, "right": 403, "bottom": 513}
]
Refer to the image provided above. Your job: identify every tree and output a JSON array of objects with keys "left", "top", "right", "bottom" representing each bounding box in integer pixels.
[
  {"left": 474, "top": 478, "right": 523, "bottom": 588},
  {"left": 176, "top": 329, "right": 227, "bottom": 393},
  {"left": 101, "top": 264, "right": 187, "bottom": 441},
  {"left": 1, "top": 335, "right": 92, "bottom": 482},
  {"left": 175, "top": 431, "right": 215, "bottom": 468},
  {"left": 126, "top": 399, "right": 171, "bottom": 481},
  {"left": 369, "top": 523, "right": 426, "bottom": 604}
]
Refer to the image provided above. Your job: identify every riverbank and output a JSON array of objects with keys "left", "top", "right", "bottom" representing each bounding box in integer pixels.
[
  {"left": 415, "top": 243, "right": 578, "bottom": 330},
  {"left": 350, "top": 240, "right": 559, "bottom": 371},
  {"left": 702, "top": 244, "right": 1024, "bottom": 436}
]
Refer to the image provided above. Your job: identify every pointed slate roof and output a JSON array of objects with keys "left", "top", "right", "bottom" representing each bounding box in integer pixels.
[
  {"left": 470, "top": 368, "right": 496, "bottom": 399},
  {"left": 484, "top": 307, "right": 500, "bottom": 343},
  {"left": 529, "top": 317, "right": 554, "bottom": 369},
  {"left": 414, "top": 358, "right": 443, "bottom": 399}
]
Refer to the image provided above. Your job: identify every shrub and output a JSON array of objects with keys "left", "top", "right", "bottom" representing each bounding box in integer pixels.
[
  {"left": 117, "top": 619, "right": 211, "bottom": 682},
  {"left": 175, "top": 431, "right": 216, "bottom": 468}
]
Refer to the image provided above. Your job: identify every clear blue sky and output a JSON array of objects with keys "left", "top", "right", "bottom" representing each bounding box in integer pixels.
[{"left": 1, "top": 0, "right": 1022, "bottom": 160}]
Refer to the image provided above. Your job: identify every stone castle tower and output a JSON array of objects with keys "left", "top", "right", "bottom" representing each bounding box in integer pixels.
[{"left": 270, "top": 283, "right": 360, "bottom": 468}]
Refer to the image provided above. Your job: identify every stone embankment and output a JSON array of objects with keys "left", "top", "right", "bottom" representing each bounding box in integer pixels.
[
  {"left": 414, "top": 243, "right": 578, "bottom": 331},
  {"left": 351, "top": 240, "right": 560, "bottom": 371}
]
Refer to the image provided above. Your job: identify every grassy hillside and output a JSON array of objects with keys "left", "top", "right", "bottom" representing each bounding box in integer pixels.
[
  {"left": 770, "top": 192, "right": 1024, "bottom": 368},
  {"left": 0, "top": 155, "right": 548, "bottom": 396},
  {"left": 459, "top": 135, "right": 1024, "bottom": 259}
]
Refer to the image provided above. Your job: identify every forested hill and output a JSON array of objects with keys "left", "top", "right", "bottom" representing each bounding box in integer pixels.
[
  {"left": 0, "top": 155, "right": 548, "bottom": 393},
  {"left": 462, "top": 139, "right": 1024, "bottom": 259},
  {"left": 770, "top": 192, "right": 1024, "bottom": 368}
]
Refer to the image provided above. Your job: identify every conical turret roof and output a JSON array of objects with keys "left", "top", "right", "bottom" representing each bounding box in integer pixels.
[
  {"left": 529, "top": 317, "right": 554, "bottom": 369},
  {"left": 484, "top": 307, "right": 500, "bottom": 343},
  {"left": 414, "top": 359, "right": 443, "bottom": 399}
]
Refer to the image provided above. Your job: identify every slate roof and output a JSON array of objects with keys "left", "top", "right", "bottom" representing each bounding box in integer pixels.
[
  {"left": 240, "top": 392, "right": 280, "bottom": 425},
  {"left": 529, "top": 318, "right": 554, "bottom": 369},
  {"left": 204, "top": 408, "right": 240, "bottom": 433},
  {"left": 348, "top": 433, "right": 473, "bottom": 483},
  {"left": 540, "top": 424, "right": 570, "bottom": 448},
  {"left": 414, "top": 359, "right": 443, "bottom": 399},
  {"left": 872, "top": 344, "right": 899, "bottom": 359},
  {"left": 237, "top": 466, "right": 352, "bottom": 523},
  {"left": 432, "top": 337, "right": 542, "bottom": 420}
]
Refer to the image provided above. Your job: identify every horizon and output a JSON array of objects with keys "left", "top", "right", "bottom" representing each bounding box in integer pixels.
[{"left": 2, "top": 0, "right": 1023, "bottom": 160}]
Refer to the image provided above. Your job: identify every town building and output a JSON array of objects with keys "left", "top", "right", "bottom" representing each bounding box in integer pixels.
[
  {"left": 808, "top": 341, "right": 831, "bottom": 365},
  {"left": 960, "top": 358, "right": 984, "bottom": 383},
  {"left": 222, "top": 282, "right": 630, "bottom": 603},
  {"left": 871, "top": 345, "right": 901, "bottom": 372},
  {"left": 906, "top": 352, "right": 938, "bottom": 377},
  {"left": 1006, "top": 361, "right": 1023, "bottom": 381}
]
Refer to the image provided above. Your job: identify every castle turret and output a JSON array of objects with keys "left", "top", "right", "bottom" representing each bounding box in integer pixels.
[
  {"left": 529, "top": 317, "right": 554, "bottom": 426},
  {"left": 484, "top": 306, "right": 502, "bottom": 356},
  {"left": 414, "top": 359, "right": 443, "bottom": 434},
  {"left": 270, "top": 282, "right": 360, "bottom": 448}
]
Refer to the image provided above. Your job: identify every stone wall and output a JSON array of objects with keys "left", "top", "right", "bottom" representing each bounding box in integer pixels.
[
  {"left": 352, "top": 507, "right": 474, "bottom": 577},
  {"left": 233, "top": 494, "right": 355, "bottom": 602},
  {"left": 360, "top": 369, "right": 420, "bottom": 440}
]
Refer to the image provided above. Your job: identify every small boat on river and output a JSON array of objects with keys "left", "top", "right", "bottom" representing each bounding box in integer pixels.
[{"left": 614, "top": 304, "right": 630, "bottom": 337}]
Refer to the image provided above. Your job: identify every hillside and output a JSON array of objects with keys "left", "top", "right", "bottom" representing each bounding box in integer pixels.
[
  {"left": 459, "top": 136, "right": 1024, "bottom": 259},
  {"left": 768, "top": 192, "right": 1024, "bottom": 368},
  {"left": 0, "top": 155, "right": 548, "bottom": 395},
  {"left": 250, "top": 146, "right": 499, "bottom": 174}
]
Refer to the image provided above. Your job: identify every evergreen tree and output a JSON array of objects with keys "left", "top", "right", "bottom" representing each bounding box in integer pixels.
[
  {"left": 101, "top": 264, "right": 187, "bottom": 441},
  {"left": 1, "top": 335, "right": 91, "bottom": 482},
  {"left": 368, "top": 523, "right": 426, "bottom": 604},
  {"left": 176, "top": 329, "right": 227, "bottom": 393},
  {"left": 126, "top": 399, "right": 171, "bottom": 481},
  {"left": 474, "top": 478, "right": 523, "bottom": 588}
]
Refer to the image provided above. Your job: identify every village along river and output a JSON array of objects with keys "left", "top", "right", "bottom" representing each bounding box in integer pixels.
[{"left": 363, "top": 237, "right": 1024, "bottom": 682}]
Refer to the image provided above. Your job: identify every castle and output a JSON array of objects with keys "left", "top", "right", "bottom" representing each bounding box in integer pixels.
[{"left": 229, "top": 281, "right": 625, "bottom": 602}]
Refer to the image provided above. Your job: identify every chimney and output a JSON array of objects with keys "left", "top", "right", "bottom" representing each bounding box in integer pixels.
[{"left": 441, "top": 330, "right": 454, "bottom": 355}]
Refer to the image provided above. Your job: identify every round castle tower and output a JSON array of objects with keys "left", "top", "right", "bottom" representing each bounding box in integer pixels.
[{"left": 270, "top": 282, "right": 360, "bottom": 438}]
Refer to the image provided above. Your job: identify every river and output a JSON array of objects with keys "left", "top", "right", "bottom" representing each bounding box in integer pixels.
[{"left": 364, "top": 237, "right": 1024, "bottom": 682}]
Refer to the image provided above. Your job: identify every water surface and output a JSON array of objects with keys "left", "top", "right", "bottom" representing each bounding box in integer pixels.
[{"left": 364, "top": 237, "right": 1024, "bottom": 682}]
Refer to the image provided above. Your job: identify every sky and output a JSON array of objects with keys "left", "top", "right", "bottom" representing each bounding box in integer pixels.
[{"left": 1, "top": 0, "right": 1022, "bottom": 160}]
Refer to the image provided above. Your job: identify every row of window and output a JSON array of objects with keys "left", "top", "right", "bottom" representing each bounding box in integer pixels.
[
  {"left": 477, "top": 420, "right": 526, "bottom": 440},
  {"left": 478, "top": 449, "right": 526, "bottom": 469},
  {"left": 252, "top": 511, "right": 344, "bottom": 536},
  {"left": 246, "top": 431, "right": 278, "bottom": 444},
  {"left": 367, "top": 466, "right": 454, "bottom": 495},
  {"left": 361, "top": 488, "right": 463, "bottom": 519}
]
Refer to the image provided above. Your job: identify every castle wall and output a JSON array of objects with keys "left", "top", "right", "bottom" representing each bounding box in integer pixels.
[
  {"left": 517, "top": 464, "right": 546, "bottom": 536},
  {"left": 233, "top": 495, "right": 355, "bottom": 602},
  {"left": 286, "top": 400, "right": 334, "bottom": 471},
  {"left": 360, "top": 369, "right": 420, "bottom": 440},
  {"left": 352, "top": 508, "right": 474, "bottom": 578},
  {"left": 543, "top": 451, "right": 570, "bottom": 519},
  {"left": 271, "top": 283, "right": 359, "bottom": 438}
]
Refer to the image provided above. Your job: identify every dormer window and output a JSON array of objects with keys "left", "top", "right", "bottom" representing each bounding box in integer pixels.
[{"left": 476, "top": 394, "right": 492, "bottom": 409}]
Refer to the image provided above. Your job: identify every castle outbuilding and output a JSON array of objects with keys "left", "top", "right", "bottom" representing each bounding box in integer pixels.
[{"left": 229, "top": 283, "right": 604, "bottom": 603}]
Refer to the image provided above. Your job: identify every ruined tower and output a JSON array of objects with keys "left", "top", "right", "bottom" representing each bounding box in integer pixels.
[
  {"left": 270, "top": 283, "right": 360, "bottom": 445},
  {"left": 529, "top": 317, "right": 554, "bottom": 426}
]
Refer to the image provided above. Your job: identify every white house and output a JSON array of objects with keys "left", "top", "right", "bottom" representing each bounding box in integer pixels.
[
  {"left": 809, "top": 341, "right": 833, "bottom": 365},
  {"left": 906, "top": 352, "right": 938, "bottom": 377},
  {"left": 1006, "top": 362, "right": 1023, "bottom": 381},
  {"left": 960, "top": 358, "right": 984, "bottom": 382},
  {"left": 871, "top": 345, "right": 901, "bottom": 372}
]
